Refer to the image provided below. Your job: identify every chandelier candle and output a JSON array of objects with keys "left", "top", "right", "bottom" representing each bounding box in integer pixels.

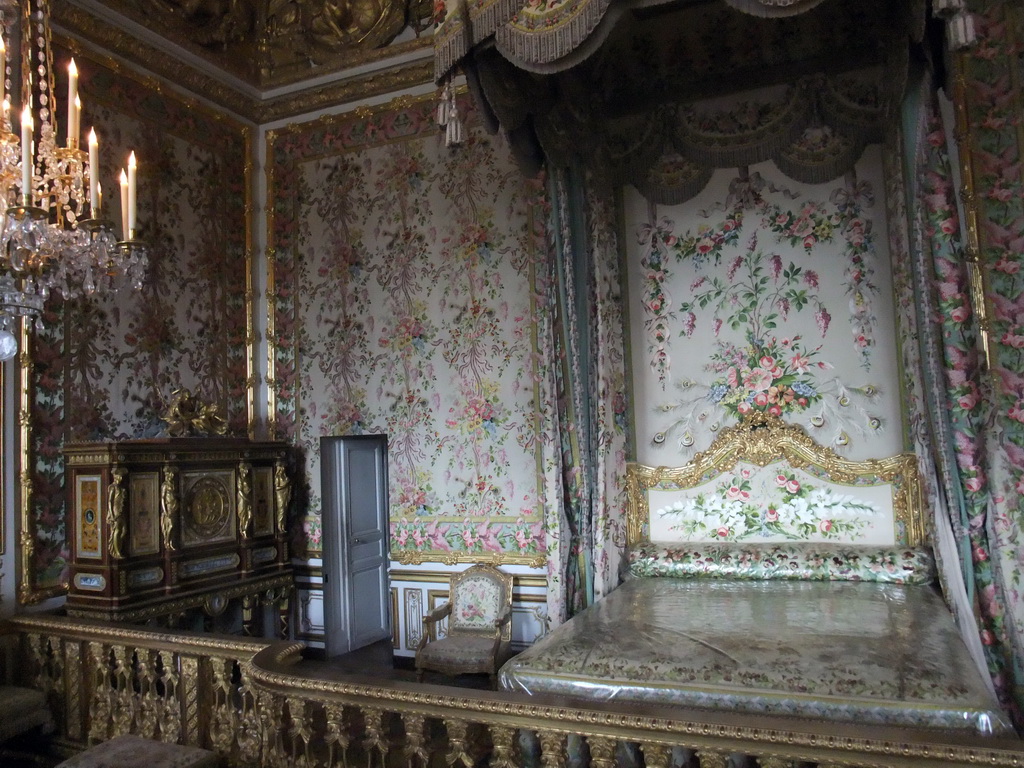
[
  {"left": 67, "top": 59, "right": 79, "bottom": 148},
  {"left": 127, "top": 151, "right": 136, "bottom": 236},
  {"left": 88, "top": 128, "right": 99, "bottom": 212},
  {"left": 0, "top": 0, "right": 148, "bottom": 359},
  {"left": 19, "top": 105, "right": 30, "bottom": 200},
  {"left": 119, "top": 168, "right": 128, "bottom": 237}
]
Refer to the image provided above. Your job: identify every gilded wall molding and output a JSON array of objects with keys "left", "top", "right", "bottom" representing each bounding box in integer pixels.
[
  {"left": 53, "top": 4, "right": 256, "bottom": 121},
  {"left": 950, "top": 56, "right": 994, "bottom": 375},
  {"left": 18, "top": 327, "right": 64, "bottom": 605},
  {"left": 55, "top": 0, "right": 434, "bottom": 123}
]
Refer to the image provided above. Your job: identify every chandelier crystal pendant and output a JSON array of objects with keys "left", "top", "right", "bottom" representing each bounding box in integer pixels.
[{"left": 0, "top": 0, "right": 147, "bottom": 360}]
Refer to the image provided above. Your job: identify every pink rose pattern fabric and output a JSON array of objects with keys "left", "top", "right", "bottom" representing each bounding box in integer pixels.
[{"left": 958, "top": 0, "right": 1024, "bottom": 724}]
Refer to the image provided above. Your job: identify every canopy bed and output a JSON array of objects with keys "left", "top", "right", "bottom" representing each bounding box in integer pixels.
[{"left": 498, "top": 414, "right": 1012, "bottom": 735}]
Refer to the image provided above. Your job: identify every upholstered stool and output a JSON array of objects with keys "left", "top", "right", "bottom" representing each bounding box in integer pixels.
[
  {"left": 56, "top": 734, "right": 217, "bottom": 768},
  {"left": 0, "top": 684, "right": 53, "bottom": 743}
]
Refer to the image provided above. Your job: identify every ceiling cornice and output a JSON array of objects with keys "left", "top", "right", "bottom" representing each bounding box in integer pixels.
[{"left": 53, "top": 0, "right": 435, "bottom": 123}]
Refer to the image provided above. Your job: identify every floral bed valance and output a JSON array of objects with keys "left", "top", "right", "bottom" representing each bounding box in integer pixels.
[
  {"left": 435, "top": 0, "right": 838, "bottom": 84},
  {"left": 592, "top": 73, "right": 887, "bottom": 204}
]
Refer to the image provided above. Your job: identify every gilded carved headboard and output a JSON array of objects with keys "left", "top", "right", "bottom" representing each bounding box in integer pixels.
[{"left": 625, "top": 413, "right": 926, "bottom": 549}]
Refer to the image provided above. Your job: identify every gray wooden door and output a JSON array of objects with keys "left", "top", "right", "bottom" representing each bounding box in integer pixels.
[{"left": 321, "top": 434, "right": 390, "bottom": 657}]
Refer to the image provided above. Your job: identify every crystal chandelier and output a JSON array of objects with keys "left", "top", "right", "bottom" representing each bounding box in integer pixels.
[{"left": 0, "top": 0, "right": 147, "bottom": 360}]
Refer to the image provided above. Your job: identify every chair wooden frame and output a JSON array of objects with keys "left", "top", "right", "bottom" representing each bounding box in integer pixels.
[{"left": 415, "top": 564, "right": 513, "bottom": 687}]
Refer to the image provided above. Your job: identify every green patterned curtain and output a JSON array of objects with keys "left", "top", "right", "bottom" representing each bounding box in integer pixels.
[{"left": 544, "top": 165, "right": 630, "bottom": 625}]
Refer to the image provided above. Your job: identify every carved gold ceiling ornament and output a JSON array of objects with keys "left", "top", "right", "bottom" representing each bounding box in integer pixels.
[
  {"left": 162, "top": 388, "right": 228, "bottom": 437},
  {"left": 66, "top": 0, "right": 433, "bottom": 90}
]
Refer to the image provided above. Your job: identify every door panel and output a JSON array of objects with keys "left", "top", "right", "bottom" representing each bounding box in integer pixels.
[{"left": 321, "top": 435, "right": 390, "bottom": 657}]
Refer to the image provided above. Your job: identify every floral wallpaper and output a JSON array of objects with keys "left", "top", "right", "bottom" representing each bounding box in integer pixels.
[
  {"left": 25, "top": 48, "right": 251, "bottom": 596},
  {"left": 267, "top": 95, "right": 552, "bottom": 564},
  {"left": 626, "top": 148, "right": 904, "bottom": 465}
]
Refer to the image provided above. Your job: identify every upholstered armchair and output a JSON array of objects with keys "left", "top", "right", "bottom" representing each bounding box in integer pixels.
[{"left": 415, "top": 564, "right": 513, "bottom": 687}]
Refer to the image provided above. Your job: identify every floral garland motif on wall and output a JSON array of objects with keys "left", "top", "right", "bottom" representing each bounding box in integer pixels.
[
  {"left": 270, "top": 96, "right": 550, "bottom": 565},
  {"left": 637, "top": 169, "right": 885, "bottom": 455}
]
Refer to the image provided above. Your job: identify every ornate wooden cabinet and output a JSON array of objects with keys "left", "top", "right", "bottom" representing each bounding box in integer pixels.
[{"left": 64, "top": 437, "right": 294, "bottom": 629}]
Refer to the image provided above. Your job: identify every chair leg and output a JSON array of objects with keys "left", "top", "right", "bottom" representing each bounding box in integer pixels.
[
  {"left": 490, "top": 672, "right": 497, "bottom": 690},
  {"left": 416, "top": 668, "right": 424, "bottom": 683}
]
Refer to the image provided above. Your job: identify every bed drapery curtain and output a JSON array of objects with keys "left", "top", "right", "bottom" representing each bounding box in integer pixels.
[
  {"left": 894, "top": 63, "right": 1023, "bottom": 725},
  {"left": 542, "top": 166, "right": 629, "bottom": 627}
]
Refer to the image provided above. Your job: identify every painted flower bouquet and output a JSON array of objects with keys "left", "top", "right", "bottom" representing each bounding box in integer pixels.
[{"left": 705, "top": 334, "right": 830, "bottom": 418}]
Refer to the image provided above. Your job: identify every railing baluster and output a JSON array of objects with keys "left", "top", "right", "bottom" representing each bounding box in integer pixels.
[
  {"left": 402, "top": 713, "right": 429, "bottom": 768},
  {"left": 642, "top": 743, "right": 672, "bottom": 768},
  {"left": 137, "top": 649, "right": 158, "bottom": 738},
  {"left": 8, "top": 618, "right": 1024, "bottom": 768},
  {"left": 490, "top": 725, "right": 518, "bottom": 768},
  {"left": 110, "top": 645, "right": 135, "bottom": 736},
  {"left": 86, "top": 641, "right": 112, "bottom": 744},
  {"left": 326, "top": 703, "right": 351, "bottom": 768},
  {"left": 237, "top": 659, "right": 263, "bottom": 765},
  {"left": 210, "top": 656, "right": 238, "bottom": 755},
  {"left": 696, "top": 750, "right": 729, "bottom": 768},
  {"left": 363, "top": 706, "right": 389, "bottom": 768},
  {"left": 538, "top": 731, "right": 566, "bottom": 768},
  {"left": 445, "top": 718, "right": 474, "bottom": 768},
  {"left": 288, "top": 695, "right": 313, "bottom": 766},
  {"left": 156, "top": 650, "right": 182, "bottom": 744}
]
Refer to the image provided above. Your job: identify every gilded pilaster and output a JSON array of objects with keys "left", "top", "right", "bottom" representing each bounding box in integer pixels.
[
  {"left": 180, "top": 655, "right": 201, "bottom": 746},
  {"left": 64, "top": 640, "right": 83, "bottom": 742}
]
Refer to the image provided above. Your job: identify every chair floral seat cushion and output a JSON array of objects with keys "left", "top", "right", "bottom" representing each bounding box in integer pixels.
[{"left": 416, "top": 635, "right": 500, "bottom": 666}]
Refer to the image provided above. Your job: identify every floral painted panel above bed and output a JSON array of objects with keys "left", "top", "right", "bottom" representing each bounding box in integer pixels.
[
  {"left": 646, "top": 460, "right": 900, "bottom": 545},
  {"left": 625, "top": 140, "right": 904, "bottom": 464}
]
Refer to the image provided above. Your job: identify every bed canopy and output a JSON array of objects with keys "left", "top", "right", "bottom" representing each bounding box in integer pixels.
[{"left": 432, "top": 0, "right": 974, "bottom": 187}]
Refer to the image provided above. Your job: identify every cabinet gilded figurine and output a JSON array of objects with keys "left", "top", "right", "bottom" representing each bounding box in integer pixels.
[{"left": 64, "top": 437, "right": 294, "bottom": 633}]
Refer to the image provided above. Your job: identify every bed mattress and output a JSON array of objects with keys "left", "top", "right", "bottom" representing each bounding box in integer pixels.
[{"left": 498, "top": 577, "right": 1011, "bottom": 734}]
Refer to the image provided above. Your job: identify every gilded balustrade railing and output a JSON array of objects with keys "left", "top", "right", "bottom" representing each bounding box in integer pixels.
[
  {"left": 6, "top": 613, "right": 1024, "bottom": 768},
  {"left": 7, "top": 612, "right": 271, "bottom": 764}
]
